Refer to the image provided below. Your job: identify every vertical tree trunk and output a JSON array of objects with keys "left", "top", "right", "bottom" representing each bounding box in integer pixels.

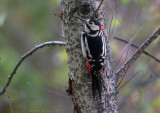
[{"left": 61, "top": 0, "right": 118, "bottom": 112}]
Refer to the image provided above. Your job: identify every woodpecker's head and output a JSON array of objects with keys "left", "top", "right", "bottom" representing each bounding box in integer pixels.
[{"left": 76, "top": 16, "right": 101, "bottom": 33}]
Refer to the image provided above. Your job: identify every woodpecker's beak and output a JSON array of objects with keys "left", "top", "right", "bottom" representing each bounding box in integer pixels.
[{"left": 76, "top": 16, "right": 87, "bottom": 24}]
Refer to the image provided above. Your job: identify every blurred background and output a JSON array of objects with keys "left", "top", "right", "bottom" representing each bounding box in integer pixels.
[{"left": 0, "top": 0, "right": 160, "bottom": 113}]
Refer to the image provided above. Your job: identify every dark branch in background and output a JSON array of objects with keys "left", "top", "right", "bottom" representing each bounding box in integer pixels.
[
  {"left": 0, "top": 41, "right": 66, "bottom": 96},
  {"left": 115, "top": 27, "right": 160, "bottom": 80},
  {"left": 113, "top": 37, "right": 160, "bottom": 63},
  {"left": 112, "top": 27, "right": 143, "bottom": 62},
  {"left": 92, "top": 0, "right": 104, "bottom": 18}
]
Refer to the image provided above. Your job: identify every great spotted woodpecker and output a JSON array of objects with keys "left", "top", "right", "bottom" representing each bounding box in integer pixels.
[{"left": 77, "top": 16, "right": 106, "bottom": 99}]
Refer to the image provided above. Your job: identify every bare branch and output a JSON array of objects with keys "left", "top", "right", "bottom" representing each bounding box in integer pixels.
[
  {"left": 0, "top": 41, "right": 66, "bottom": 96},
  {"left": 113, "top": 37, "right": 160, "bottom": 63},
  {"left": 115, "top": 27, "right": 160, "bottom": 79},
  {"left": 112, "top": 27, "right": 143, "bottom": 62},
  {"left": 92, "top": 0, "right": 104, "bottom": 18}
]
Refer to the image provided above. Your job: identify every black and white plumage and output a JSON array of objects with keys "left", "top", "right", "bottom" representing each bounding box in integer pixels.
[{"left": 77, "top": 17, "right": 106, "bottom": 99}]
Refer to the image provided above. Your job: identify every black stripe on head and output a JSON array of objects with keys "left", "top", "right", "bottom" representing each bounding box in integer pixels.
[{"left": 90, "top": 19, "right": 101, "bottom": 26}]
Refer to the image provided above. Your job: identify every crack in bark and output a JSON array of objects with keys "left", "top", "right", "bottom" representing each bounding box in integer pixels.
[{"left": 66, "top": 79, "right": 81, "bottom": 113}]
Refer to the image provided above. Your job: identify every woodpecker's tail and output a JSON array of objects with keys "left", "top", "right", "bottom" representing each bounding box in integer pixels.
[{"left": 91, "top": 70, "right": 102, "bottom": 99}]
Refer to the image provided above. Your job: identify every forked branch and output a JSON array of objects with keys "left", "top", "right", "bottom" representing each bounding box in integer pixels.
[
  {"left": 115, "top": 27, "right": 160, "bottom": 79},
  {"left": 0, "top": 41, "right": 66, "bottom": 96}
]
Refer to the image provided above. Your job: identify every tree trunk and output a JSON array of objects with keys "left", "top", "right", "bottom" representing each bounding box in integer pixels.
[{"left": 61, "top": 0, "right": 118, "bottom": 112}]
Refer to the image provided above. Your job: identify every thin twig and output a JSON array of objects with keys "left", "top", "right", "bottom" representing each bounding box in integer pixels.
[
  {"left": 117, "top": 70, "right": 143, "bottom": 90},
  {"left": 112, "top": 27, "right": 143, "bottom": 62},
  {"left": 108, "top": 12, "right": 114, "bottom": 38},
  {"left": 123, "top": 91, "right": 143, "bottom": 105},
  {"left": 26, "top": 82, "right": 69, "bottom": 98},
  {"left": 0, "top": 63, "right": 14, "bottom": 113},
  {"left": 54, "top": 12, "right": 63, "bottom": 21},
  {"left": 113, "top": 37, "right": 160, "bottom": 63},
  {"left": 119, "top": 73, "right": 159, "bottom": 109},
  {"left": 111, "top": 1, "right": 118, "bottom": 37},
  {"left": 0, "top": 41, "right": 66, "bottom": 96},
  {"left": 132, "top": 0, "right": 140, "bottom": 32},
  {"left": 92, "top": 0, "right": 105, "bottom": 18},
  {"left": 115, "top": 27, "right": 160, "bottom": 79}
]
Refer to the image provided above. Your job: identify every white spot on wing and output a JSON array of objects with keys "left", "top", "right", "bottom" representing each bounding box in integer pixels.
[
  {"left": 81, "top": 32, "right": 87, "bottom": 58},
  {"left": 84, "top": 35, "right": 92, "bottom": 58}
]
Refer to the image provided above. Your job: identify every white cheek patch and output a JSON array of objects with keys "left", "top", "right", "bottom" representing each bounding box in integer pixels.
[{"left": 91, "top": 24, "right": 99, "bottom": 30}]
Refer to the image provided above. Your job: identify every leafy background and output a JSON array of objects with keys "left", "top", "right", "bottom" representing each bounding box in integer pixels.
[{"left": 0, "top": 0, "right": 160, "bottom": 113}]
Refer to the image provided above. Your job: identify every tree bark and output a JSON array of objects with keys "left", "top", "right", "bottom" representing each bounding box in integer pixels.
[{"left": 61, "top": 0, "right": 118, "bottom": 112}]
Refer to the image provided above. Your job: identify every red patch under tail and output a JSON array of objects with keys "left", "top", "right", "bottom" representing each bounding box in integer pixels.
[{"left": 86, "top": 59, "right": 91, "bottom": 74}]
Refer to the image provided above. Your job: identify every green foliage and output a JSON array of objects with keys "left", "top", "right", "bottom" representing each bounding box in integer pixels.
[
  {"left": 0, "top": 11, "right": 7, "bottom": 27},
  {"left": 52, "top": 49, "right": 68, "bottom": 87},
  {"left": 152, "top": 96, "right": 160, "bottom": 108},
  {"left": 134, "top": 60, "right": 148, "bottom": 73},
  {"left": 111, "top": 41, "right": 118, "bottom": 53},
  {"left": 0, "top": 0, "right": 159, "bottom": 113},
  {"left": 121, "top": 0, "right": 131, "bottom": 4},
  {"left": 59, "top": 49, "right": 68, "bottom": 62},
  {"left": 0, "top": 0, "right": 72, "bottom": 113},
  {"left": 141, "top": 96, "right": 152, "bottom": 113},
  {"left": 111, "top": 18, "right": 121, "bottom": 28},
  {"left": 152, "top": 36, "right": 160, "bottom": 45}
]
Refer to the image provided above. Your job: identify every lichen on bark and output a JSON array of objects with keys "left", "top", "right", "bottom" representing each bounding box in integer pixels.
[{"left": 61, "top": 0, "right": 118, "bottom": 112}]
